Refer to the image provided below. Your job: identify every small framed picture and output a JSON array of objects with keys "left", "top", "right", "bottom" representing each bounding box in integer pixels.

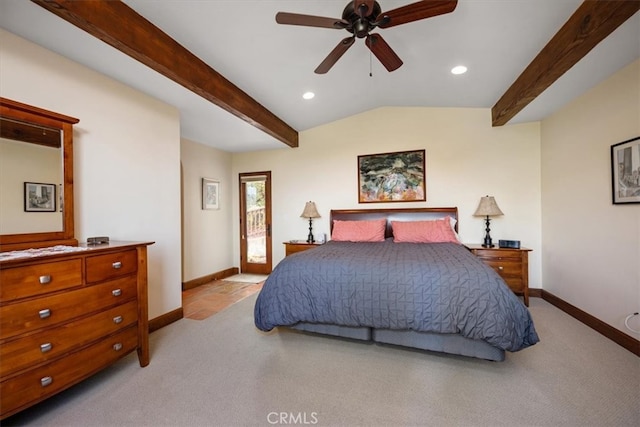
[
  {"left": 24, "top": 182, "right": 56, "bottom": 212},
  {"left": 202, "top": 178, "right": 220, "bottom": 210},
  {"left": 611, "top": 136, "right": 640, "bottom": 204}
]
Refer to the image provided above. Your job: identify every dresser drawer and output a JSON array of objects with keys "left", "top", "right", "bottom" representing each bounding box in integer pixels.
[
  {"left": 0, "top": 300, "right": 138, "bottom": 378},
  {"left": 502, "top": 277, "right": 524, "bottom": 293},
  {"left": 0, "top": 259, "right": 82, "bottom": 303},
  {"left": 474, "top": 248, "right": 522, "bottom": 261},
  {"left": 0, "top": 276, "right": 137, "bottom": 340},
  {"left": 86, "top": 249, "right": 137, "bottom": 283},
  {"left": 0, "top": 326, "right": 138, "bottom": 418},
  {"left": 487, "top": 265, "right": 524, "bottom": 292},
  {"left": 480, "top": 260, "right": 522, "bottom": 278},
  {"left": 284, "top": 242, "right": 321, "bottom": 256}
]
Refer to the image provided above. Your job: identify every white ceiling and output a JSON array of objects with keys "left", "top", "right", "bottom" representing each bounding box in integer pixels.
[{"left": 1, "top": 1, "right": 638, "bottom": 152}]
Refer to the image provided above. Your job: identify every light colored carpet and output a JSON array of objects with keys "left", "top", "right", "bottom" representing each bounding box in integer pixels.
[
  {"left": 221, "top": 273, "right": 269, "bottom": 284},
  {"left": 5, "top": 297, "right": 639, "bottom": 427}
]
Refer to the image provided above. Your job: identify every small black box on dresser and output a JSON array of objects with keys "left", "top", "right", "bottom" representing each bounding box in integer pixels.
[{"left": 498, "top": 239, "right": 520, "bottom": 249}]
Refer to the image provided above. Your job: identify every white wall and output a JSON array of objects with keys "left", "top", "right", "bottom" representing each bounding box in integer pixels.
[
  {"left": 541, "top": 59, "right": 640, "bottom": 338},
  {"left": 233, "top": 107, "right": 543, "bottom": 286},
  {"left": 0, "top": 29, "right": 182, "bottom": 319},
  {"left": 181, "top": 138, "right": 234, "bottom": 282}
]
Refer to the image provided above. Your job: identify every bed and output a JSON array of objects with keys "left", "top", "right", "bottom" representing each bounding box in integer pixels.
[{"left": 254, "top": 207, "right": 539, "bottom": 361}]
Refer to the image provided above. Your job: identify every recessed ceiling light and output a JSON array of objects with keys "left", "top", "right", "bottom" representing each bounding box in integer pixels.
[
  {"left": 302, "top": 91, "right": 315, "bottom": 100},
  {"left": 451, "top": 65, "right": 467, "bottom": 75}
]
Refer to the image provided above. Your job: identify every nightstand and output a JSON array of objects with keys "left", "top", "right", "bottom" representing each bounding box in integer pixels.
[
  {"left": 284, "top": 241, "right": 322, "bottom": 257},
  {"left": 466, "top": 244, "right": 532, "bottom": 306}
]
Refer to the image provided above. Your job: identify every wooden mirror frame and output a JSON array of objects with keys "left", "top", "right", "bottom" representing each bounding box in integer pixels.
[{"left": 0, "top": 97, "right": 79, "bottom": 251}]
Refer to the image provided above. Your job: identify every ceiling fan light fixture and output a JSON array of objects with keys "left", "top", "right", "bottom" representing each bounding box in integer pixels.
[
  {"left": 354, "top": 20, "right": 370, "bottom": 38},
  {"left": 302, "top": 92, "right": 315, "bottom": 100},
  {"left": 451, "top": 65, "right": 467, "bottom": 75}
]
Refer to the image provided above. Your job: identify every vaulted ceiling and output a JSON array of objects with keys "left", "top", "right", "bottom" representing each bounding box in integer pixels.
[{"left": 1, "top": 1, "right": 638, "bottom": 152}]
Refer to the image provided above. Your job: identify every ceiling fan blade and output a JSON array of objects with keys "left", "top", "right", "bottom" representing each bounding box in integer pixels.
[
  {"left": 377, "top": 0, "right": 458, "bottom": 28},
  {"left": 365, "top": 33, "right": 403, "bottom": 72},
  {"left": 276, "top": 12, "right": 348, "bottom": 29},
  {"left": 354, "top": 1, "right": 376, "bottom": 18},
  {"left": 315, "top": 37, "right": 356, "bottom": 74}
]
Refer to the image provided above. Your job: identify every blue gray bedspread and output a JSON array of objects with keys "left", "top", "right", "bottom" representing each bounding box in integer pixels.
[{"left": 254, "top": 240, "right": 539, "bottom": 352}]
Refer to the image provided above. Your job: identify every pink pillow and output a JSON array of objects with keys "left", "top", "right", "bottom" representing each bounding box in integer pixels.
[
  {"left": 391, "top": 217, "right": 459, "bottom": 243},
  {"left": 331, "top": 219, "right": 386, "bottom": 242}
]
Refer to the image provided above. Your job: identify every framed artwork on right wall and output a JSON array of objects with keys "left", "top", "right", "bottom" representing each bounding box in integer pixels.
[{"left": 611, "top": 136, "right": 640, "bottom": 204}]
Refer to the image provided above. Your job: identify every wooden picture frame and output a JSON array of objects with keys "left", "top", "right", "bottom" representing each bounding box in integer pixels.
[
  {"left": 24, "top": 182, "right": 56, "bottom": 212},
  {"left": 611, "top": 136, "right": 640, "bottom": 204},
  {"left": 357, "top": 149, "right": 426, "bottom": 203},
  {"left": 202, "top": 178, "right": 220, "bottom": 210}
]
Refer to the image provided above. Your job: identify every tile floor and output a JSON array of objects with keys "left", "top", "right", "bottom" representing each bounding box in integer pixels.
[{"left": 182, "top": 279, "right": 263, "bottom": 320}]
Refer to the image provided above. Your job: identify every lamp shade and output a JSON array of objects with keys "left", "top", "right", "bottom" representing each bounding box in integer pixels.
[
  {"left": 300, "top": 201, "right": 320, "bottom": 219},
  {"left": 473, "top": 196, "right": 504, "bottom": 217}
]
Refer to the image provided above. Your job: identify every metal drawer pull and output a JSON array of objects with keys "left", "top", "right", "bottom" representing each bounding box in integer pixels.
[
  {"left": 498, "top": 266, "right": 504, "bottom": 270},
  {"left": 40, "top": 342, "right": 53, "bottom": 353},
  {"left": 112, "top": 261, "right": 122, "bottom": 269},
  {"left": 39, "top": 309, "right": 51, "bottom": 319},
  {"left": 112, "top": 289, "right": 122, "bottom": 297},
  {"left": 113, "top": 343, "right": 123, "bottom": 351},
  {"left": 39, "top": 275, "right": 52, "bottom": 284},
  {"left": 41, "top": 376, "right": 53, "bottom": 387},
  {"left": 113, "top": 315, "right": 123, "bottom": 324}
]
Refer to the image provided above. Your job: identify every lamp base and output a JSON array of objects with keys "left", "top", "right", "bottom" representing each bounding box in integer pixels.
[
  {"left": 307, "top": 218, "right": 315, "bottom": 243},
  {"left": 482, "top": 216, "right": 494, "bottom": 248}
]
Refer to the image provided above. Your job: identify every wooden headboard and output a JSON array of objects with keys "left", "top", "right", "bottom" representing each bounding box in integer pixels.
[{"left": 330, "top": 207, "right": 458, "bottom": 239}]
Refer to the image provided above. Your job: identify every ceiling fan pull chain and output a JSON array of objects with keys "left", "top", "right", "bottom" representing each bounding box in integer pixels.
[{"left": 369, "top": 50, "right": 373, "bottom": 77}]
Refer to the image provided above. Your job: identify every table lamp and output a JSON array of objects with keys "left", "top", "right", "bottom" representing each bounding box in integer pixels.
[
  {"left": 300, "top": 201, "right": 321, "bottom": 243},
  {"left": 473, "top": 195, "right": 503, "bottom": 248}
]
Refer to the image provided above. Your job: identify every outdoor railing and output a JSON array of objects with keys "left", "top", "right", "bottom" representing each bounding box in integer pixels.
[{"left": 246, "top": 207, "right": 265, "bottom": 238}]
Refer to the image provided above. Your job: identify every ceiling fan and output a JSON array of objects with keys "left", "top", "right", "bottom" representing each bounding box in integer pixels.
[{"left": 275, "top": 1, "right": 458, "bottom": 74}]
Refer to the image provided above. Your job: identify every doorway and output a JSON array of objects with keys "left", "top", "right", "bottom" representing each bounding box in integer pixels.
[{"left": 239, "top": 172, "right": 272, "bottom": 274}]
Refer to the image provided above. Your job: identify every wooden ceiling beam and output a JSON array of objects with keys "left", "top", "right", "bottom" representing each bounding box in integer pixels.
[
  {"left": 491, "top": 0, "right": 640, "bottom": 127},
  {"left": 31, "top": 0, "right": 299, "bottom": 148}
]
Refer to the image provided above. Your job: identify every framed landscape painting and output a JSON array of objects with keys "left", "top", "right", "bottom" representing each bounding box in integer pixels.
[
  {"left": 611, "top": 137, "right": 640, "bottom": 204},
  {"left": 357, "top": 149, "right": 426, "bottom": 203}
]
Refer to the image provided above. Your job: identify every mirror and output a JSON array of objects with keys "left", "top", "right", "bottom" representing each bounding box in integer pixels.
[
  {"left": 1, "top": 118, "right": 63, "bottom": 233},
  {"left": 0, "top": 98, "right": 79, "bottom": 251}
]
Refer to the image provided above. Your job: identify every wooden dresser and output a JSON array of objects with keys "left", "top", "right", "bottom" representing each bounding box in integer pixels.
[
  {"left": 466, "top": 244, "right": 532, "bottom": 306},
  {"left": 0, "top": 241, "right": 153, "bottom": 419}
]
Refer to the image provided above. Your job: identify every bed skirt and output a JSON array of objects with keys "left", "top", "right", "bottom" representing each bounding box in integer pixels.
[
  {"left": 288, "top": 322, "right": 505, "bottom": 362},
  {"left": 290, "top": 322, "right": 371, "bottom": 341},
  {"left": 372, "top": 329, "right": 505, "bottom": 361}
]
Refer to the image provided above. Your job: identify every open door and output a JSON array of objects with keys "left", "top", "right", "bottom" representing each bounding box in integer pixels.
[{"left": 239, "top": 172, "right": 272, "bottom": 274}]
